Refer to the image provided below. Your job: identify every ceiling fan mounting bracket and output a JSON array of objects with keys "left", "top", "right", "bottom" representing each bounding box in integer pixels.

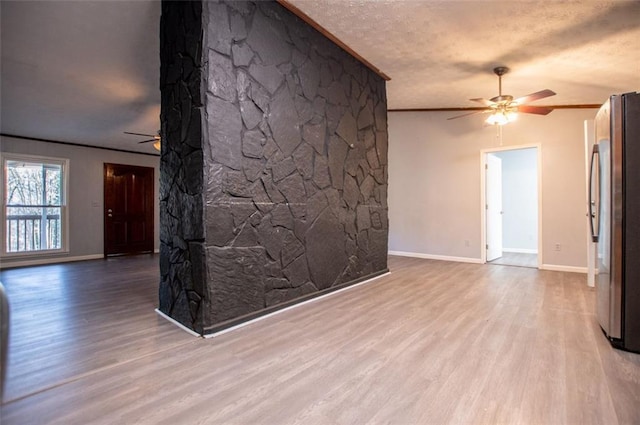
[{"left": 493, "top": 66, "right": 509, "bottom": 77}]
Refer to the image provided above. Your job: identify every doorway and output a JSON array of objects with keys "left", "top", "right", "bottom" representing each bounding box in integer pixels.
[
  {"left": 482, "top": 146, "right": 541, "bottom": 268},
  {"left": 103, "top": 163, "right": 154, "bottom": 256}
]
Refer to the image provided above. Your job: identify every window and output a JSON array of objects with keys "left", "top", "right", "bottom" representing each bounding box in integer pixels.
[{"left": 2, "top": 154, "right": 68, "bottom": 255}]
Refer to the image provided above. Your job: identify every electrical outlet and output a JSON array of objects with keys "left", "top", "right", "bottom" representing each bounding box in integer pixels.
[{"left": 554, "top": 243, "right": 561, "bottom": 251}]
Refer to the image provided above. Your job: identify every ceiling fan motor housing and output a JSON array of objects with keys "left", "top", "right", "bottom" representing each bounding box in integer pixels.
[{"left": 490, "top": 94, "right": 514, "bottom": 104}]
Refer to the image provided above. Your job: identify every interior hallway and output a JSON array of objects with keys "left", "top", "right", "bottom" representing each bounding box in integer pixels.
[{"left": 489, "top": 252, "right": 538, "bottom": 268}]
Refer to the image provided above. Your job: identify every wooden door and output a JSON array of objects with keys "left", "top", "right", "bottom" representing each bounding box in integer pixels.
[{"left": 104, "top": 163, "right": 154, "bottom": 256}]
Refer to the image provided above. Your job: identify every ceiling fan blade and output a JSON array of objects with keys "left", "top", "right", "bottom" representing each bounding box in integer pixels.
[
  {"left": 138, "top": 139, "right": 157, "bottom": 144},
  {"left": 517, "top": 105, "right": 553, "bottom": 115},
  {"left": 469, "top": 98, "right": 497, "bottom": 107},
  {"left": 447, "top": 110, "right": 489, "bottom": 120},
  {"left": 513, "top": 89, "right": 556, "bottom": 105},
  {"left": 125, "top": 131, "right": 156, "bottom": 137}
]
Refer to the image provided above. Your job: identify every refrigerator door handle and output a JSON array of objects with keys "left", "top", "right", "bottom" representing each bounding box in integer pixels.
[{"left": 589, "top": 144, "right": 600, "bottom": 242}]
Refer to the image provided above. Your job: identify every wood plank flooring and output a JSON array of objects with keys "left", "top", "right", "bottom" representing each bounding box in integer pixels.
[{"left": 1, "top": 255, "right": 639, "bottom": 424}]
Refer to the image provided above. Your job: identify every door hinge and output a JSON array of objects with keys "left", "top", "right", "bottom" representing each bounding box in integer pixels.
[
  {"left": 485, "top": 164, "right": 488, "bottom": 170},
  {"left": 486, "top": 244, "right": 489, "bottom": 249},
  {"left": 485, "top": 204, "right": 488, "bottom": 210}
]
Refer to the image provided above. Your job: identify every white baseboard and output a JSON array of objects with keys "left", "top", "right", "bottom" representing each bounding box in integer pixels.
[
  {"left": 156, "top": 271, "right": 392, "bottom": 338},
  {"left": 388, "top": 251, "right": 586, "bottom": 274},
  {"left": 388, "top": 250, "right": 483, "bottom": 264},
  {"left": 540, "top": 264, "right": 588, "bottom": 274},
  {"left": 204, "top": 271, "right": 391, "bottom": 338},
  {"left": 155, "top": 309, "right": 202, "bottom": 338},
  {"left": 0, "top": 254, "right": 104, "bottom": 269},
  {"left": 503, "top": 248, "right": 538, "bottom": 254}
]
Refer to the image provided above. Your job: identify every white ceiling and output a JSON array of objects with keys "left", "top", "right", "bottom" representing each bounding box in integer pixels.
[
  {"left": 1, "top": 1, "right": 639, "bottom": 153},
  {"left": 1, "top": 1, "right": 161, "bottom": 153}
]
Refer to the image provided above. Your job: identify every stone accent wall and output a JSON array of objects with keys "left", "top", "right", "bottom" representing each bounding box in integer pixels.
[
  {"left": 159, "top": 1, "right": 207, "bottom": 333},
  {"left": 159, "top": 0, "right": 389, "bottom": 335}
]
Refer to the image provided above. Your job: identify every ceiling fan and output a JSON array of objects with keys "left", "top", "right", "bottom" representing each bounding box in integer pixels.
[
  {"left": 449, "top": 66, "right": 556, "bottom": 125},
  {"left": 124, "top": 131, "right": 161, "bottom": 151}
]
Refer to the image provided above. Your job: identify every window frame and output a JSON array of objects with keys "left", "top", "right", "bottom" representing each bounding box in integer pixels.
[{"left": 1, "top": 153, "right": 70, "bottom": 257}]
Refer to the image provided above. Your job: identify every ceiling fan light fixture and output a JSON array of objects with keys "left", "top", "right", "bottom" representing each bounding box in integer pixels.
[
  {"left": 486, "top": 111, "right": 506, "bottom": 126},
  {"left": 485, "top": 113, "right": 506, "bottom": 126},
  {"left": 486, "top": 108, "right": 518, "bottom": 126},
  {"left": 153, "top": 140, "right": 161, "bottom": 151}
]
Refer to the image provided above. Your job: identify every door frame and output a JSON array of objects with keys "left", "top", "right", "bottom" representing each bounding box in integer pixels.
[
  {"left": 485, "top": 153, "right": 503, "bottom": 261},
  {"left": 480, "top": 143, "right": 542, "bottom": 268}
]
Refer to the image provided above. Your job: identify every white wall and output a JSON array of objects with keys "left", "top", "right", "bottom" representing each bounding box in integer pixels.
[
  {"left": 0, "top": 136, "right": 160, "bottom": 267},
  {"left": 388, "top": 108, "right": 596, "bottom": 270},
  {"left": 494, "top": 148, "right": 537, "bottom": 252}
]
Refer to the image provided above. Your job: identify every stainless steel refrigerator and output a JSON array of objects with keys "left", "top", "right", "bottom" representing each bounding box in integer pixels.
[{"left": 589, "top": 92, "right": 640, "bottom": 353}]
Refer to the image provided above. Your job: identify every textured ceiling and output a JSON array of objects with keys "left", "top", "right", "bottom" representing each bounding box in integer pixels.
[
  {"left": 1, "top": 1, "right": 639, "bottom": 152},
  {"left": 288, "top": 0, "right": 640, "bottom": 110}
]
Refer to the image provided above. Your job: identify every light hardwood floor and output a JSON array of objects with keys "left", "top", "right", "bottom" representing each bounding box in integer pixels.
[{"left": 1, "top": 255, "right": 639, "bottom": 424}]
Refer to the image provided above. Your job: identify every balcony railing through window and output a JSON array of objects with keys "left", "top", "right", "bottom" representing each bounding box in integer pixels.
[{"left": 5, "top": 209, "right": 62, "bottom": 253}]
